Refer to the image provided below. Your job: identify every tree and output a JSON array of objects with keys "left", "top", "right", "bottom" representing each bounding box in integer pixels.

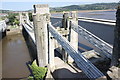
[
  {"left": 28, "top": 13, "right": 33, "bottom": 21},
  {"left": 14, "top": 19, "right": 20, "bottom": 26},
  {"left": 7, "top": 13, "right": 19, "bottom": 25}
]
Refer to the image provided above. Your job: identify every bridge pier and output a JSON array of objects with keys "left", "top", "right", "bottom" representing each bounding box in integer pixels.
[
  {"left": 33, "top": 14, "right": 48, "bottom": 67},
  {"left": 2, "top": 30, "right": 6, "bottom": 38},
  {"left": 69, "top": 11, "right": 78, "bottom": 51},
  {"left": 68, "top": 11, "right": 78, "bottom": 63},
  {"left": 111, "top": 5, "right": 120, "bottom": 66},
  {"left": 33, "top": 4, "right": 55, "bottom": 67},
  {"left": 19, "top": 12, "right": 23, "bottom": 30},
  {"left": 48, "top": 30, "right": 55, "bottom": 68},
  {"left": 62, "top": 12, "right": 69, "bottom": 63},
  {"left": 60, "top": 12, "right": 78, "bottom": 63}
]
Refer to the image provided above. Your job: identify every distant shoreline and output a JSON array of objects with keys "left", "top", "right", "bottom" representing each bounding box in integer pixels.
[
  {"left": 51, "top": 9, "right": 116, "bottom": 14},
  {"left": 77, "top": 9, "right": 116, "bottom": 13}
]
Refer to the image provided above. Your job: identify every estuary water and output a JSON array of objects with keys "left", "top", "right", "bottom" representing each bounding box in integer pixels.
[
  {"left": 2, "top": 33, "right": 31, "bottom": 79},
  {"left": 78, "top": 10, "right": 116, "bottom": 20},
  {"left": 51, "top": 10, "right": 116, "bottom": 52},
  {"left": 51, "top": 10, "right": 116, "bottom": 20}
]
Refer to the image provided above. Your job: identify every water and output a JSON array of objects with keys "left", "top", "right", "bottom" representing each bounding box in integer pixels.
[
  {"left": 78, "top": 10, "right": 116, "bottom": 20},
  {"left": 51, "top": 10, "right": 116, "bottom": 20},
  {"left": 51, "top": 10, "right": 115, "bottom": 52},
  {"left": 78, "top": 21, "right": 115, "bottom": 45},
  {"left": 51, "top": 17, "right": 114, "bottom": 45},
  {"left": 2, "top": 33, "right": 31, "bottom": 79}
]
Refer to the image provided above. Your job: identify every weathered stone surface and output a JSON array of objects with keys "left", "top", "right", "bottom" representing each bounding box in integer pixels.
[
  {"left": 33, "top": 4, "right": 49, "bottom": 14},
  {"left": 51, "top": 57, "right": 87, "bottom": 79},
  {"left": 46, "top": 64, "right": 54, "bottom": 79},
  {"left": 82, "top": 50, "right": 100, "bottom": 59},
  {"left": 111, "top": 5, "right": 120, "bottom": 66},
  {"left": 107, "top": 66, "right": 120, "bottom": 79},
  {"left": 33, "top": 4, "right": 50, "bottom": 67},
  {"left": 68, "top": 12, "right": 78, "bottom": 63}
]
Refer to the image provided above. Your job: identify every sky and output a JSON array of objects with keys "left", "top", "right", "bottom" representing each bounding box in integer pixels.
[{"left": 1, "top": 0, "right": 120, "bottom": 11}]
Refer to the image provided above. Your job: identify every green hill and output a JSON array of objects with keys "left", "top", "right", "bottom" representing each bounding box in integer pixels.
[
  {"left": 51, "top": 3, "right": 118, "bottom": 12},
  {"left": 0, "top": 3, "right": 118, "bottom": 13}
]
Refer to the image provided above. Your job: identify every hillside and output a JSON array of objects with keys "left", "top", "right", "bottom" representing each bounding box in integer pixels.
[
  {"left": 51, "top": 3, "right": 118, "bottom": 12},
  {"left": 0, "top": 3, "right": 118, "bottom": 13}
]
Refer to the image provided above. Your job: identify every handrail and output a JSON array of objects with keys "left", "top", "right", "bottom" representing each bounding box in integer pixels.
[
  {"left": 78, "top": 17, "right": 115, "bottom": 23},
  {"left": 22, "top": 23, "right": 35, "bottom": 43},
  {"left": 48, "top": 23, "right": 104, "bottom": 79},
  {"left": 51, "top": 16, "right": 115, "bottom": 26},
  {"left": 23, "top": 23, "right": 34, "bottom": 32},
  {"left": 22, "top": 16, "right": 105, "bottom": 79},
  {"left": 71, "top": 20, "right": 113, "bottom": 58},
  {"left": 25, "top": 20, "right": 34, "bottom": 28}
]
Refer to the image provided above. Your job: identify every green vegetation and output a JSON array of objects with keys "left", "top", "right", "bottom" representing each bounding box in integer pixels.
[
  {"left": 50, "top": 3, "right": 118, "bottom": 12},
  {"left": 0, "top": 10, "right": 12, "bottom": 13},
  {"left": 7, "top": 13, "right": 20, "bottom": 25},
  {"left": 0, "top": 18, "right": 2, "bottom": 21},
  {"left": 28, "top": 13, "right": 33, "bottom": 21},
  {"left": 28, "top": 60, "right": 48, "bottom": 80},
  {"left": 0, "top": 16, "right": 7, "bottom": 21}
]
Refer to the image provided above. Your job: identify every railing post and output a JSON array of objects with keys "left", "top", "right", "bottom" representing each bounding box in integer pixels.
[
  {"left": 68, "top": 11, "right": 78, "bottom": 63},
  {"left": 48, "top": 27, "right": 55, "bottom": 68},
  {"left": 70, "top": 11, "right": 78, "bottom": 51},
  {"left": 62, "top": 12, "right": 69, "bottom": 62},
  {"left": 62, "top": 13, "right": 69, "bottom": 29},
  {"left": 25, "top": 12, "right": 29, "bottom": 23},
  {"left": 33, "top": 4, "right": 50, "bottom": 67},
  {"left": 111, "top": 5, "right": 120, "bottom": 66},
  {"left": 19, "top": 12, "right": 23, "bottom": 29},
  {"left": 47, "top": 14, "right": 55, "bottom": 68}
]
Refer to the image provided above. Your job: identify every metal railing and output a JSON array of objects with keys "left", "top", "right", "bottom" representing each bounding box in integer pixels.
[
  {"left": 22, "top": 23, "right": 35, "bottom": 43},
  {"left": 23, "top": 21, "right": 105, "bottom": 79},
  {"left": 22, "top": 17, "right": 110, "bottom": 79},
  {"left": 48, "top": 23, "right": 104, "bottom": 79},
  {"left": 78, "top": 17, "right": 115, "bottom": 23},
  {"left": 71, "top": 20, "right": 113, "bottom": 58}
]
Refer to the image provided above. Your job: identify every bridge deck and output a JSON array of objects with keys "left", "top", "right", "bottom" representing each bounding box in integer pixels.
[{"left": 52, "top": 57, "right": 87, "bottom": 78}]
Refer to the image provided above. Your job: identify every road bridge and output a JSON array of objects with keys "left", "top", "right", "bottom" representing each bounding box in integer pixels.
[{"left": 18, "top": 4, "right": 117, "bottom": 79}]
